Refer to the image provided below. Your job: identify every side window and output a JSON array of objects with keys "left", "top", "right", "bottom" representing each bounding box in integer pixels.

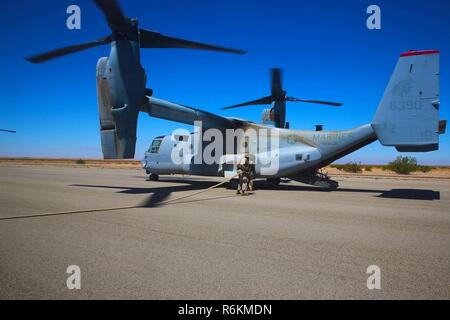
[{"left": 150, "top": 139, "right": 162, "bottom": 153}]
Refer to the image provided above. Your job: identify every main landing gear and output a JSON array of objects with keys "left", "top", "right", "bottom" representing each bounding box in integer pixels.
[
  {"left": 229, "top": 177, "right": 282, "bottom": 189},
  {"left": 291, "top": 169, "right": 339, "bottom": 190},
  {"left": 148, "top": 173, "right": 159, "bottom": 181},
  {"left": 266, "top": 178, "right": 281, "bottom": 187},
  {"left": 228, "top": 178, "right": 239, "bottom": 190}
]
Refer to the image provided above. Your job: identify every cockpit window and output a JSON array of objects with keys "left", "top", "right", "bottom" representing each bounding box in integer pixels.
[{"left": 149, "top": 139, "right": 162, "bottom": 153}]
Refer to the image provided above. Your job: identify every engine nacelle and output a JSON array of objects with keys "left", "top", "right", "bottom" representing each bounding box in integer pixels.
[
  {"left": 97, "top": 57, "right": 116, "bottom": 159},
  {"left": 96, "top": 57, "right": 139, "bottom": 159}
]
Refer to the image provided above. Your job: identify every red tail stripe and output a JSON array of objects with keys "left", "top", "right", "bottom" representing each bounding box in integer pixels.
[{"left": 400, "top": 50, "right": 440, "bottom": 58}]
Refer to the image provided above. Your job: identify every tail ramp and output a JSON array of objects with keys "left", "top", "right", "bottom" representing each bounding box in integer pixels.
[{"left": 372, "top": 50, "right": 443, "bottom": 152}]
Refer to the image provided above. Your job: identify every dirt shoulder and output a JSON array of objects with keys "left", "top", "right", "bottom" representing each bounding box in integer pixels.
[
  {"left": 0, "top": 158, "right": 141, "bottom": 169},
  {"left": 1, "top": 158, "right": 449, "bottom": 179}
]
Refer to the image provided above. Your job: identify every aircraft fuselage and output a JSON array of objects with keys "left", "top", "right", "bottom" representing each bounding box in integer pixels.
[{"left": 142, "top": 123, "right": 377, "bottom": 179}]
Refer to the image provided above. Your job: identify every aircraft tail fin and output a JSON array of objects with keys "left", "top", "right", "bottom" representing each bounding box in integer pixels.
[{"left": 371, "top": 50, "right": 442, "bottom": 152}]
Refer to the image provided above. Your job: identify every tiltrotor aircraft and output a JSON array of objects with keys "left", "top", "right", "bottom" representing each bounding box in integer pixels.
[{"left": 28, "top": 0, "right": 445, "bottom": 190}]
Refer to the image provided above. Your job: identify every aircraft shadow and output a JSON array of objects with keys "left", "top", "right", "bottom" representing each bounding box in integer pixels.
[
  {"left": 377, "top": 189, "right": 440, "bottom": 201},
  {"left": 71, "top": 180, "right": 440, "bottom": 207},
  {"left": 71, "top": 180, "right": 225, "bottom": 208},
  {"left": 256, "top": 181, "right": 440, "bottom": 200}
]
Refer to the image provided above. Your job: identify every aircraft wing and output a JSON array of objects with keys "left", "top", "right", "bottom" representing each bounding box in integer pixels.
[{"left": 141, "top": 96, "right": 250, "bottom": 130}]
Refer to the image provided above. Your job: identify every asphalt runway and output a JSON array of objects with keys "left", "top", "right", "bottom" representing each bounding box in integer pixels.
[{"left": 0, "top": 165, "right": 449, "bottom": 299}]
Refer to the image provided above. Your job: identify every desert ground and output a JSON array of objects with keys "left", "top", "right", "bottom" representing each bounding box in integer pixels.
[{"left": 0, "top": 160, "right": 449, "bottom": 299}]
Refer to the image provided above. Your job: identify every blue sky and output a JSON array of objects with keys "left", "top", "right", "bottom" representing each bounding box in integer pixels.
[{"left": 0, "top": 0, "right": 449, "bottom": 164}]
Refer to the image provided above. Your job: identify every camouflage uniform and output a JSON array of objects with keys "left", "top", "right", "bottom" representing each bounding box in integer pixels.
[{"left": 237, "top": 156, "right": 255, "bottom": 194}]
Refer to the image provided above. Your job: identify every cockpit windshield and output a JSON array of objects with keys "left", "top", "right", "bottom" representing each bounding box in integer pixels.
[{"left": 149, "top": 139, "right": 162, "bottom": 153}]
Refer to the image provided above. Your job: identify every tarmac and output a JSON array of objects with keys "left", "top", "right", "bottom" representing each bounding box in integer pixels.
[{"left": 0, "top": 164, "right": 449, "bottom": 299}]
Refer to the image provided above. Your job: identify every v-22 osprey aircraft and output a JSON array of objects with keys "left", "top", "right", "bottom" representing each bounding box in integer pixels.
[
  {"left": 140, "top": 52, "right": 446, "bottom": 190},
  {"left": 27, "top": 0, "right": 446, "bottom": 190}
]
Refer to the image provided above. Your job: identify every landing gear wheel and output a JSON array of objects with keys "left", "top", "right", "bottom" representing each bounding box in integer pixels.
[
  {"left": 266, "top": 178, "right": 281, "bottom": 187},
  {"left": 313, "top": 179, "right": 339, "bottom": 191},
  {"left": 149, "top": 173, "right": 159, "bottom": 181},
  {"left": 228, "top": 178, "right": 239, "bottom": 190},
  {"left": 326, "top": 180, "right": 339, "bottom": 191}
]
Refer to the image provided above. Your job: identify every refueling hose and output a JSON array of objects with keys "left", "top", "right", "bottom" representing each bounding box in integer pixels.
[{"left": 0, "top": 175, "right": 238, "bottom": 221}]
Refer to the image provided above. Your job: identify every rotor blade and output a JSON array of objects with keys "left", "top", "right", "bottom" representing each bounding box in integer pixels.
[
  {"left": 221, "top": 96, "right": 274, "bottom": 110},
  {"left": 271, "top": 68, "right": 284, "bottom": 97},
  {"left": 0, "top": 129, "right": 16, "bottom": 133},
  {"left": 139, "top": 29, "right": 246, "bottom": 54},
  {"left": 26, "top": 36, "right": 112, "bottom": 63},
  {"left": 94, "top": 0, "right": 128, "bottom": 27},
  {"left": 286, "top": 97, "right": 343, "bottom": 107}
]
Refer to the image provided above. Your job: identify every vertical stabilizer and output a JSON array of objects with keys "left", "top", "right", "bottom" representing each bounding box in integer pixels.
[{"left": 372, "top": 50, "right": 441, "bottom": 152}]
